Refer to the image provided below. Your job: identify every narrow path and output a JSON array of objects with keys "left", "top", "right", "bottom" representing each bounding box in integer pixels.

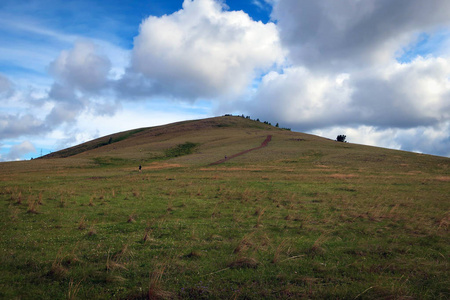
[{"left": 209, "top": 135, "right": 272, "bottom": 166}]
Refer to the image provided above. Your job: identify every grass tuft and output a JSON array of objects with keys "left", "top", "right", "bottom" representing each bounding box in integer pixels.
[
  {"left": 143, "top": 223, "right": 153, "bottom": 242},
  {"left": 87, "top": 224, "right": 97, "bottom": 236},
  {"left": 147, "top": 265, "right": 175, "bottom": 300},
  {"left": 15, "top": 191, "right": 22, "bottom": 205},
  {"left": 255, "top": 206, "right": 267, "bottom": 228},
  {"left": 67, "top": 279, "right": 82, "bottom": 300},
  {"left": 27, "top": 196, "right": 39, "bottom": 214},
  {"left": 184, "top": 250, "right": 202, "bottom": 259},
  {"left": 228, "top": 257, "right": 259, "bottom": 269},
  {"left": 78, "top": 216, "right": 87, "bottom": 230},
  {"left": 48, "top": 249, "right": 69, "bottom": 279},
  {"left": 128, "top": 212, "right": 137, "bottom": 223}
]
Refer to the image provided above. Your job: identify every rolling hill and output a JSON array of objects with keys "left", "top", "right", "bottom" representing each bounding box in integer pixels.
[{"left": 38, "top": 115, "right": 448, "bottom": 169}]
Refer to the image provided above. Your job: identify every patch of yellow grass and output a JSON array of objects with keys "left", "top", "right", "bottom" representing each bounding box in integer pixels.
[
  {"left": 316, "top": 164, "right": 331, "bottom": 168},
  {"left": 329, "top": 174, "right": 358, "bottom": 179},
  {"left": 435, "top": 176, "right": 450, "bottom": 182},
  {"left": 201, "top": 167, "right": 263, "bottom": 171}
]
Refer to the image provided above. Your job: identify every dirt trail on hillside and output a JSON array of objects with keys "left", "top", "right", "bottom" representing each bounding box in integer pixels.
[{"left": 209, "top": 135, "right": 272, "bottom": 166}]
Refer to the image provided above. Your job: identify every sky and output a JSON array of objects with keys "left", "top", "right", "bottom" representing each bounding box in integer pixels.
[{"left": 1, "top": 0, "right": 450, "bottom": 161}]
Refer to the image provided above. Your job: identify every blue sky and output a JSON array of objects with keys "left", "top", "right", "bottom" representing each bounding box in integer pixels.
[{"left": 1, "top": 0, "right": 450, "bottom": 161}]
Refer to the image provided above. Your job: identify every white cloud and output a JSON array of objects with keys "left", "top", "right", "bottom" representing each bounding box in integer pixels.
[
  {"left": 5, "top": 140, "right": 36, "bottom": 161},
  {"left": 128, "top": 0, "right": 284, "bottom": 100},
  {"left": 45, "top": 40, "right": 121, "bottom": 126},
  {"left": 242, "top": 66, "right": 353, "bottom": 129},
  {"left": 49, "top": 40, "right": 111, "bottom": 92},
  {"left": 351, "top": 57, "right": 450, "bottom": 128},
  {"left": 243, "top": 56, "right": 450, "bottom": 128}
]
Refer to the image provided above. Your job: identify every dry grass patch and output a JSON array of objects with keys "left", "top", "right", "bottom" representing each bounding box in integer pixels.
[
  {"left": 435, "top": 176, "right": 450, "bottom": 182},
  {"left": 329, "top": 173, "right": 358, "bottom": 179},
  {"left": 201, "top": 167, "right": 263, "bottom": 172}
]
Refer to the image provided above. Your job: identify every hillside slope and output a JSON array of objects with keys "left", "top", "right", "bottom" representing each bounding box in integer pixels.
[
  {"left": 40, "top": 116, "right": 275, "bottom": 159},
  {"left": 38, "top": 115, "right": 449, "bottom": 172}
]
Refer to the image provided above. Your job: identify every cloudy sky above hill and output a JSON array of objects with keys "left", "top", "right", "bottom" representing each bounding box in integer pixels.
[{"left": 1, "top": 0, "right": 449, "bottom": 161}]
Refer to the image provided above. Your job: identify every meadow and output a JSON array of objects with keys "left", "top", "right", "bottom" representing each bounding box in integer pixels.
[{"left": 1, "top": 116, "right": 449, "bottom": 299}]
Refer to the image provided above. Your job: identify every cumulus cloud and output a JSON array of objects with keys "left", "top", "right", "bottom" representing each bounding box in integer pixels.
[
  {"left": 46, "top": 40, "right": 118, "bottom": 126},
  {"left": 242, "top": 67, "right": 352, "bottom": 129},
  {"left": 5, "top": 141, "right": 36, "bottom": 161},
  {"left": 0, "top": 114, "right": 47, "bottom": 139},
  {"left": 244, "top": 56, "right": 450, "bottom": 132},
  {"left": 272, "top": 0, "right": 450, "bottom": 71},
  {"left": 49, "top": 40, "right": 111, "bottom": 92},
  {"left": 45, "top": 101, "right": 85, "bottom": 127},
  {"left": 126, "top": 0, "right": 284, "bottom": 100},
  {"left": 351, "top": 57, "right": 450, "bottom": 128}
]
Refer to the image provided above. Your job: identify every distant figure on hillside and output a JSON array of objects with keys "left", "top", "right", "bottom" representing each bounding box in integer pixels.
[
  {"left": 225, "top": 155, "right": 227, "bottom": 160},
  {"left": 139, "top": 164, "right": 142, "bottom": 172}
]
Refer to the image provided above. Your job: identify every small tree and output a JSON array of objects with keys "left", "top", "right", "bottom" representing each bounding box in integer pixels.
[{"left": 336, "top": 135, "right": 346, "bottom": 142}]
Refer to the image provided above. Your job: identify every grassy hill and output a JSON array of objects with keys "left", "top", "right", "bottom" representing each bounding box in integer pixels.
[{"left": 1, "top": 116, "right": 449, "bottom": 299}]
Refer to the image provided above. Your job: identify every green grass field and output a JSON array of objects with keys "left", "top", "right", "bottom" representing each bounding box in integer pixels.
[{"left": 1, "top": 116, "right": 449, "bottom": 299}]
